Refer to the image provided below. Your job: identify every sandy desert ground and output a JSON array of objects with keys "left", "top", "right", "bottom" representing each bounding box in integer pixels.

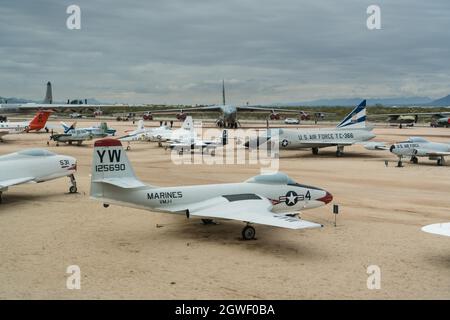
[{"left": 0, "top": 119, "right": 449, "bottom": 299}]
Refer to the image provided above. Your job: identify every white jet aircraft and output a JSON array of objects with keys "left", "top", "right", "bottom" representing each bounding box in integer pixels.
[
  {"left": 246, "top": 100, "right": 375, "bottom": 157},
  {"left": 389, "top": 137, "right": 450, "bottom": 166},
  {"left": 166, "top": 129, "right": 228, "bottom": 156},
  {"left": 0, "top": 149, "right": 77, "bottom": 203},
  {"left": 118, "top": 120, "right": 172, "bottom": 150},
  {"left": 422, "top": 223, "right": 450, "bottom": 237},
  {"left": 90, "top": 139, "right": 333, "bottom": 240}
]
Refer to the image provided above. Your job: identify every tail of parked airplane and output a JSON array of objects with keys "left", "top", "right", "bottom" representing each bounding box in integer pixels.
[
  {"left": 336, "top": 100, "right": 367, "bottom": 129},
  {"left": 61, "top": 122, "right": 76, "bottom": 133},
  {"left": 181, "top": 116, "right": 194, "bottom": 131},
  {"left": 28, "top": 110, "right": 52, "bottom": 131},
  {"left": 43, "top": 81, "right": 52, "bottom": 104},
  {"left": 90, "top": 139, "right": 150, "bottom": 199},
  {"left": 137, "top": 120, "right": 144, "bottom": 131}
]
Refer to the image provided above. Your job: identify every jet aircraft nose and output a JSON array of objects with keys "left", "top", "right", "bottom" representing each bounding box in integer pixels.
[{"left": 318, "top": 191, "right": 333, "bottom": 204}]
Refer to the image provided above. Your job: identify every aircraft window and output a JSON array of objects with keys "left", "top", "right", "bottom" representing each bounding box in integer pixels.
[
  {"left": 18, "top": 149, "right": 55, "bottom": 157},
  {"left": 223, "top": 194, "right": 262, "bottom": 202}
]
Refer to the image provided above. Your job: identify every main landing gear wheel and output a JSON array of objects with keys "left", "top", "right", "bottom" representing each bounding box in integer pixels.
[
  {"left": 242, "top": 225, "right": 256, "bottom": 240},
  {"left": 397, "top": 160, "right": 403, "bottom": 167},
  {"left": 437, "top": 158, "right": 444, "bottom": 166},
  {"left": 201, "top": 219, "right": 215, "bottom": 225},
  {"left": 336, "top": 149, "right": 343, "bottom": 157},
  {"left": 69, "top": 186, "right": 77, "bottom": 193},
  {"left": 103, "top": 203, "right": 110, "bottom": 208},
  {"left": 410, "top": 156, "right": 418, "bottom": 164},
  {"left": 312, "top": 147, "right": 319, "bottom": 155}
]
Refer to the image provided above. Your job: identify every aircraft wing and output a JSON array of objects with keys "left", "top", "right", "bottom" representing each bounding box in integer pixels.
[
  {"left": 0, "top": 177, "right": 35, "bottom": 189},
  {"left": 422, "top": 222, "right": 450, "bottom": 237},
  {"left": 144, "top": 105, "right": 223, "bottom": 115},
  {"left": 369, "top": 112, "right": 450, "bottom": 118},
  {"left": 237, "top": 106, "right": 308, "bottom": 113},
  {"left": 168, "top": 195, "right": 322, "bottom": 230}
]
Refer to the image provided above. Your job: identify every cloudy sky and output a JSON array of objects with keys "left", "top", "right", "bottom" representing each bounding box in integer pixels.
[{"left": 1, "top": 0, "right": 449, "bottom": 104}]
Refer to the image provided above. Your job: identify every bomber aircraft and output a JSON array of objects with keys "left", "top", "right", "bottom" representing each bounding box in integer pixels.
[
  {"left": 0, "top": 148, "right": 77, "bottom": 203},
  {"left": 246, "top": 100, "right": 375, "bottom": 157},
  {"left": 142, "top": 81, "right": 325, "bottom": 128},
  {"left": 90, "top": 138, "right": 332, "bottom": 240}
]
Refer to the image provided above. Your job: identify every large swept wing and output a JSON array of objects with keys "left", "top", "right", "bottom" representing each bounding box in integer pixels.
[
  {"left": 0, "top": 177, "right": 35, "bottom": 189},
  {"left": 369, "top": 111, "right": 450, "bottom": 118},
  {"left": 163, "top": 195, "right": 322, "bottom": 230},
  {"left": 237, "top": 106, "right": 321, "bottom": 114},
  {"left": 144, "top": 105, "right": 224, "bottom": 115}
]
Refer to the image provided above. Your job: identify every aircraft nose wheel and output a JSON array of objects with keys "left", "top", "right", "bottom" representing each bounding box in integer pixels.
[
  {"left": 69, "top": 174, "right": 77, "bottom": 193},
  {"left": 242, "top": 225, "right": 256, "bottom": 240}
]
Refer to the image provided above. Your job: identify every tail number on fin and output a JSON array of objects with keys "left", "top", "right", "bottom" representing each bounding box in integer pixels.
[{"left": 95, "top": 149, "right": 126, "bottom": 172}]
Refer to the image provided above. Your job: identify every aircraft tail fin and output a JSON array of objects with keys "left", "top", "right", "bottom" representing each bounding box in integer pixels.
[
  {"left": 90, "top": 139, "right": 149, "bottom": 199},
  {"left": 61, "top": 121, "right": 76, "bottom": 133},
  {"left": 181, "top": 116, "right": 193, "bottom": 131},
  {"left": 28, "top": 110, "right": 52, "bottom": 131},
  {"left": 43, "top": 81, "right": 52, "bottom": 104},
  {"left": 137, "top": 119, "right": 144, "bottom": 131},
  {"left": 336, "top": 100, "right": 367, "bottom": 129}
]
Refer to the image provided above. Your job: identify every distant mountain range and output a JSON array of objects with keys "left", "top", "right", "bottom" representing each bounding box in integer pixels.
[{"left": 270, "top": 94, "right": 450, "bottom": 107}]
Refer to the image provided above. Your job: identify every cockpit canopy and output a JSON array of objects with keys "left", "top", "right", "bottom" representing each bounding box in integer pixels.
[
  {"left": 246, "top": 172, "right": 296, "bottom": 185},
  {"left": 402, "top": 137, "right": 428, "bottom": 143},
  {"left": 17, "top": 149, "right": 56, "bottom": 157},
  {"left": 246, "top": 172, "right": 324, "bottom": 190}
]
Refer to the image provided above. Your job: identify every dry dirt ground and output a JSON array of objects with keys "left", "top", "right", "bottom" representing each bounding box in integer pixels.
[{"left": 0, "top": 119, "right": 449, "bottom": 299}]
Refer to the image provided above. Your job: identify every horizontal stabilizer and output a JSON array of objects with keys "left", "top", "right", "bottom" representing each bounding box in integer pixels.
[{"left": 92, "top": 177, "right": 147, "bottom": 189}]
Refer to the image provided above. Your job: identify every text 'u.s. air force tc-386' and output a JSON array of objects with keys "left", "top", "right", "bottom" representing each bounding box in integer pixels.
[{"left": 90, "top": 139, "right": 332, "bottom": 240}]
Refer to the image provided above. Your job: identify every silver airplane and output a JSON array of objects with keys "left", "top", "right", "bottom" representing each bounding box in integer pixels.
[
  {"left": 90, "top": 139, "right": 332, "bottom": 240},
  {"left": 142, "top": 81, "right": 320, "bottom": 128},
  {"left": 50, "top": 129, "right": 93, "bottom": 146},
  {"left": 422, "top": 223, "right": 450, "bottom": 237},
  {"left": 246, "top": 100, "right": 375, "bottom": 157},
  {"left": 389, "top": 137, "right": 450, "bottom": 166},
  {"left": 0, "top": 148, "right": 77, "bottom": 203}
]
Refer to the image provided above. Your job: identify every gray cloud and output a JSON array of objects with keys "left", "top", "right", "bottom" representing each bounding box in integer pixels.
[{"left": 0, "top": 0, "right": 449, "bottom": 104}]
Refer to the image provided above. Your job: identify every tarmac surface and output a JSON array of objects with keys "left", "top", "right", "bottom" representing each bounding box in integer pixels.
[{"left": 0, "top": 119, "right": 449, "bottom": 299}]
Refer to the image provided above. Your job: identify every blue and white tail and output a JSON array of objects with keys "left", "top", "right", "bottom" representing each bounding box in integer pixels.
[
  {"left": 336, "top": 100, "right": 367, "bottom": 129},
  {"left": 61, "top": 121, "right": 76, "bottom": 133}
]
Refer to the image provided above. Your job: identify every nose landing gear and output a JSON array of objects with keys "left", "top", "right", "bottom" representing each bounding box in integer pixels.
[{"left": 68, "top": 174, "right": 77, "bottom": 193}]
